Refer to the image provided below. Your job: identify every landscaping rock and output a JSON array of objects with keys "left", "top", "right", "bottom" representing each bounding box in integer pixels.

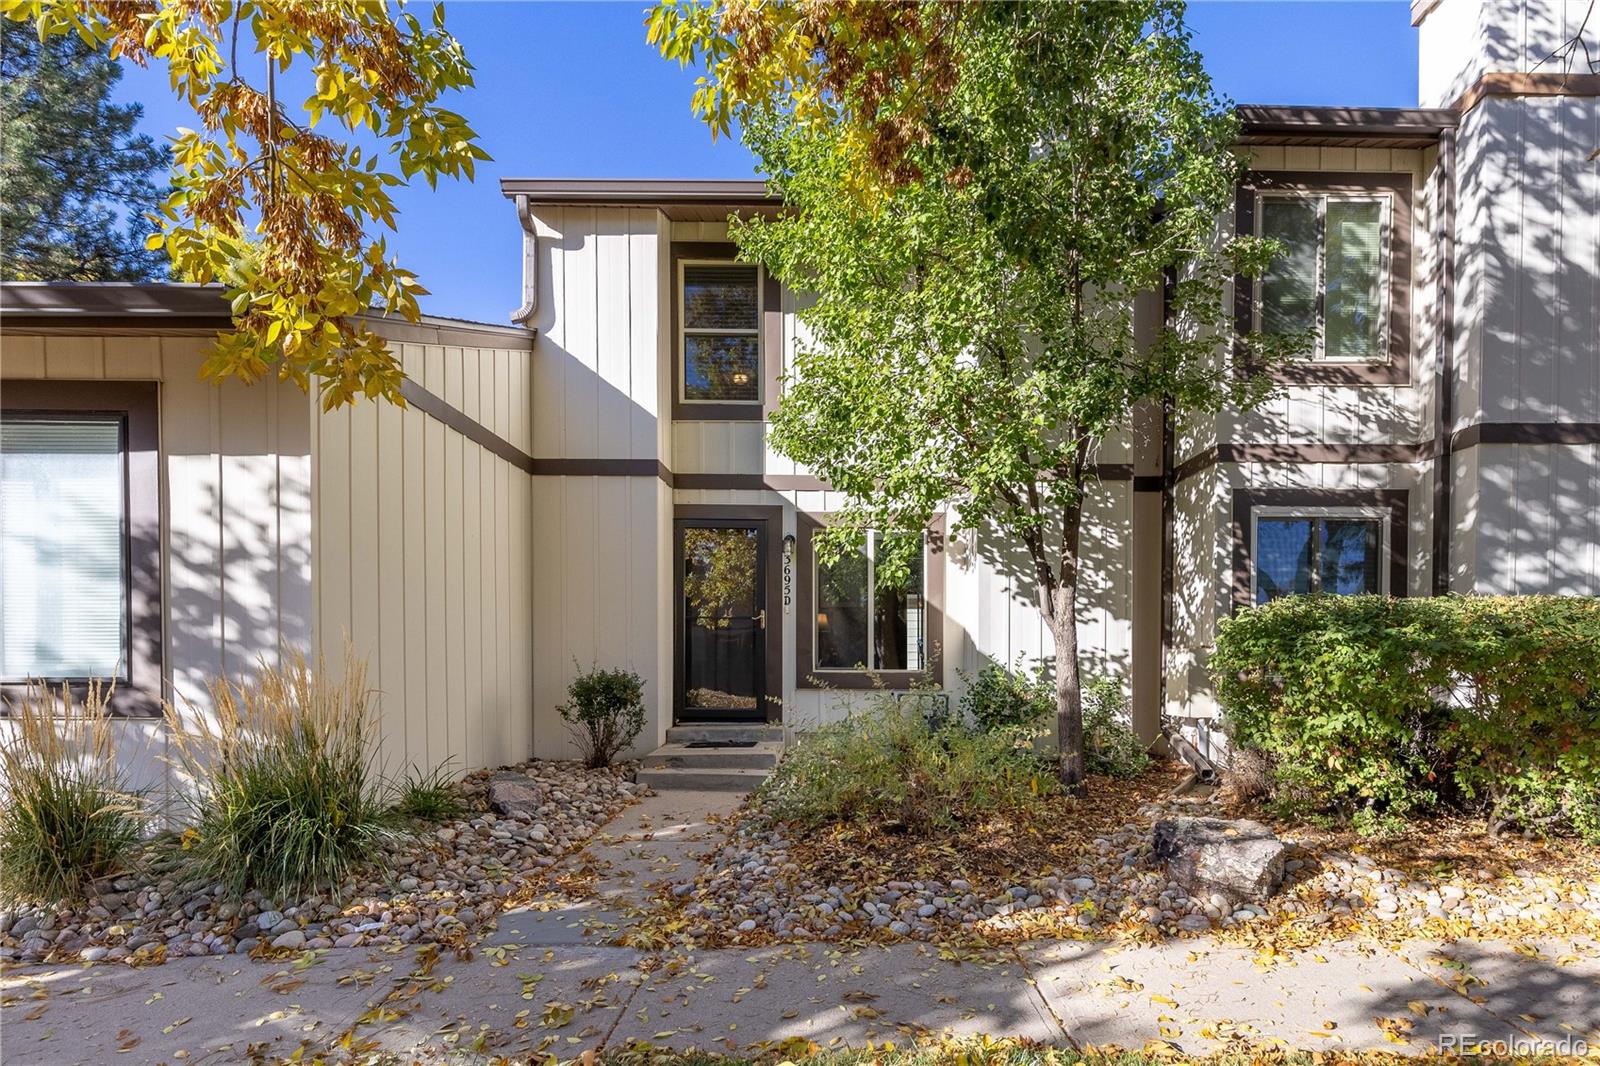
[
  {"left": 1152, "top": 816, "right": 1287, "bottom": 904},
  {"left": 0, "top": 759, "right": 643, "bottom": 965}
]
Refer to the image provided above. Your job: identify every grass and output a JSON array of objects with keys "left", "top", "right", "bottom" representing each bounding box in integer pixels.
[
  {"left": 0, "top": 680, "right": 144, "bottom": 904},
  {"left": 389, "top": 762, "right": 465, "bottom": 824},
  {"left": 164, "top": 646, "right": 395, "bottom": 900}
]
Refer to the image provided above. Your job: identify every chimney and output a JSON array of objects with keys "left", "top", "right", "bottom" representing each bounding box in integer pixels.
[{"left": 1414, "top": 0, "right": 1597, "bottom": 108}]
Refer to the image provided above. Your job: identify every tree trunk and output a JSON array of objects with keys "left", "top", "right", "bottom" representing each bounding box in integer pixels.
[{"left": 1052, "top": 584, "right": 1085, "bottom": 794}]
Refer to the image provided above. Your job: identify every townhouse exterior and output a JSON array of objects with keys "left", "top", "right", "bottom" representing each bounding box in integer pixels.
[{"left": 0, "top": 0, "right": 1595, "bottom": 794}]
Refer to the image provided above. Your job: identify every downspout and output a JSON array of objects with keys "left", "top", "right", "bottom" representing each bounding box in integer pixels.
[
  {"left": 1430, "top": 127, "right": 1457, "bottom": 595},
  {"left": 510, "top": 193, "right": 538, "bottom": 326}
]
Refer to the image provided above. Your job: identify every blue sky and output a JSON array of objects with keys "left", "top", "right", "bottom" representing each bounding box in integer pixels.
[{"left": 113, "top": 0, "right": 1419, "bottom": 325}]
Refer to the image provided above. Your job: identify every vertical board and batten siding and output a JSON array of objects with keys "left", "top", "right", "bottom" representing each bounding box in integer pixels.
[
  {"left": 1447, "top": 90, "right": 1600, "bottom": 595},
  {"left": 527, "top": 205, "right": 674, "bottom": 759},
  {"left": 1, "top": 333, "right": 313, "bottom": 804},
  {"left": 1418, "top": 0, "right": 1596, "bottom": 110},
  {"left": 663, "top": 218, "right": 1138, "bottom": 728},
  {"left": 1165, "top": 145, "right": 1442, "bottom": 732},
  {"left": 312, "top": 339, "right": 534, "bottom": 779}
]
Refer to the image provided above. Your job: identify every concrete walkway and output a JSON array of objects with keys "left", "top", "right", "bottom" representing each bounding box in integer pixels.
[{"left": 3, "top": 791, "right": 1597, "bottom": 1063}]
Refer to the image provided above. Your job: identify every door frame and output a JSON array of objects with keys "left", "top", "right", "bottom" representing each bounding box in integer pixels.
[{"left": 673, "top": 505, "right": 784, "bottom": 724}]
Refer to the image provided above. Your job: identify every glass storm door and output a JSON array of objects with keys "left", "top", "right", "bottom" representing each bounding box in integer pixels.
[{"left": 678, "top": 522, "right": 766, "bottom": 721}]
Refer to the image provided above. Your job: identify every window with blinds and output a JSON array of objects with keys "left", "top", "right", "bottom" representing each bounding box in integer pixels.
[
  {"left": 0, "top": 417, "right": 128, "bottom": 681},
  {"left": 1257, "top": 192, "right": 1388, "bottom": 362},
  {"left": 681, "top": 262, "right": 761, "bottom": 402}
]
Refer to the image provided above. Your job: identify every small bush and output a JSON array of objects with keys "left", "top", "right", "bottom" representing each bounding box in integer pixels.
[
  {"left": 0, "top": 680, "right": 144, "bottom": 904},
  {"left": 1082, "top": 676, "right": 1149, "bottom": 778},
  {"left": 559, "top": 665, "right": 646, "bottom": 768},
  {"left": 759, "top": 695, "right": 1056, "bottom": 834},
  {"left": 165, "top": 647, "right": 393, "bottom": 899},
  {"left": 958, "top": 659, "right": 1052, "bottom": 734},
  {"left": 390, "top": 762, "right": 464, "bottom": 824},
  {"left": 1213, "top": 594, "right": 1600, "bottom": 840}
]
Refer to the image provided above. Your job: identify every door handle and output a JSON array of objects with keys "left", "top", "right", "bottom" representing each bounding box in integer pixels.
[{"left": 754, "top": 608, "right": 767, "bottom": 629}]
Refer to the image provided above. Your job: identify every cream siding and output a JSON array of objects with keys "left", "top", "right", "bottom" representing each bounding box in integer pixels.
[{"left": 312, "top": 339, "right": 535, "bottom": 778}]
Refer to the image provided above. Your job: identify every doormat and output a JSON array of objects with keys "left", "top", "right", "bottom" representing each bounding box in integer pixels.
[{"left": 685, "top": 740, "right": 758, "bottom": 749}]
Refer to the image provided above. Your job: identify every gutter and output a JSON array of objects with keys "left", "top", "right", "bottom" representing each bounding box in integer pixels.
[{"left": 510, "top": 193, "right": 538, "bottom": 326}]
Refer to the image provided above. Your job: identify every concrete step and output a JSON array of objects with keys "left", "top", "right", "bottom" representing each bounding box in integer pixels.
[
  {"left": 641, "top": 740, "right": 783, "bottom": 770},
  {"left": 665, "top": 723, "right": 784, "bottom": 745},
  {"left": 635, "top": 766, "right": 772, "bottom": 793}
]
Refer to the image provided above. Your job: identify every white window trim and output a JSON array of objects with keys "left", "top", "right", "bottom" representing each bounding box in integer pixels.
[
  {"left": 1253, "top": 190, "right": 1393, "bottom": 365},
  {"left": 1250, "top": 504, "right": 1389, "bottom": 604},
  {"left": 678, "top": 258, "right": 763, "bottom": 406},
  {"left": 812, "top": 530, "right": 928, "bottom": 674}
]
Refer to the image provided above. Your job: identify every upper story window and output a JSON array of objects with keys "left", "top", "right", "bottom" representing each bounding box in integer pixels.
[
  {"left": 1, "top": 416, "right": 128, "bottom": 681},
  {"left": 1235, "top": 172, "right": 1412, "bottom": 386},
  {"left": 680, "top": 262, "right": 761, "bottom": 404},
  {"left": 814, "top": 530, "right": 926, "bottom": 672},
  {"left": 1256, "top": 191, "right": 1391, "bottom": 363},
  {"left": 1253, "top": 507, "right": 1385, "bottom": 604}
]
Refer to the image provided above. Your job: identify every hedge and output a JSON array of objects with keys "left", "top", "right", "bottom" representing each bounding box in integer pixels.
[{"left": 1212, "top": 594, "right": 1600, "bottom": 839}]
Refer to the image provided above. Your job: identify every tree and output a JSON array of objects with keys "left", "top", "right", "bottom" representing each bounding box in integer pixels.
[
  {"left": 2, "top": 1, "right": 488, "bottom": 409},
  {"left": 661, "top": 0, "right": 1305, "bottom": 790},
  {"left": 0, "top": 18, "right": 168, "bottom": 280}
]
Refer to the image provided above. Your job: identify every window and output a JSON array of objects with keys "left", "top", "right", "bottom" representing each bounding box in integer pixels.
[
  {"left": 680, "top": 262, "right": 761, "bottom": 403},
  {"left": 814, "top": 530, "right": 926, "bottom": 672},
  {"left": 1253, "top": 508, "right": 1385, "bottom": 604},
  {"left": 1256, "top": 191, "right": 1390, "bottom": 363},
  {"left": 1, "top": 416, "right": 128, "bottom": 680}
]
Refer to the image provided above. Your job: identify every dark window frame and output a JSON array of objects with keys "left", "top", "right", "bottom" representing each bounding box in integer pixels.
[
  {"left": 1231, "top": 488, "right": 1408, "bottom": 615},
  {"left": 1, "top": 380, "right": 163, "bottom": 716},
  {"left": 1235, "top": 171, "right": 1413, "bottom": 386},
  {"left": 670, "top": 242, "right": 782, "bottom": 421},
  {"left": 795, "top": 513, "right": 945, "bottom": 690},
  {"left": 1250, "top": 508, "right": 1386, "bottom": 603}
]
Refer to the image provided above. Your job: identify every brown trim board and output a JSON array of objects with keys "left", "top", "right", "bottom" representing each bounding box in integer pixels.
[
  {"left": 1235, "top": 171, "right": 1414, "bottom": 386},
  {"left": 1231, "top": 488, "right": 1409, "bottom": 615},
  {"left": 399, "top": 378, "right": 536, "bottom": 474},
  {"left": 794, "top": 513, "right": 945, "bottom": 691},
  {"left": 1452, "top": 73, "right": 1600, "bottom": 115},
  {"left": 1431, "top": 126, "right": 1457, "bottom": 596},
  {"left": 0, "top": 380, "right": 163, "bottom": 716}
]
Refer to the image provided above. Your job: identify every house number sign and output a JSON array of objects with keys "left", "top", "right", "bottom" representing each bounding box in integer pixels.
[{"left": 782, "top": 535, "right": 794, "bottom": 614}]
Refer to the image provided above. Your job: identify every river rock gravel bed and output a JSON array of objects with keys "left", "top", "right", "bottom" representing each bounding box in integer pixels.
[
  {"left": 0, "top": 760, "right": 644, "bottom": 966},
  {"left": 666, "top": 785, "right": 1600, "bottom": 949}
]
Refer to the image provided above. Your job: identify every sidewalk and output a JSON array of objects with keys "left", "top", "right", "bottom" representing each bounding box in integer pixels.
[
  {"left": 4, "top": 932, "right": 1596, "bottom": 1062},
  {"left": 3, "top": 789, "right": 1597, "bottom": 1063}
]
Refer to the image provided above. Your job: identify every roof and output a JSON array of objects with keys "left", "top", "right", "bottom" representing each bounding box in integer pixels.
[
  {"left": 500, "top": 178, "right": 779, "bottom": 221},
  {"left": 1235, "top": 106, "right": 1458, "bottom": 149},
  {"left": 501, "top": 109, "right": 1457, "bottom": 212},
  {"left": 0, "top": 282, "right": 534, "bottom": 347}
]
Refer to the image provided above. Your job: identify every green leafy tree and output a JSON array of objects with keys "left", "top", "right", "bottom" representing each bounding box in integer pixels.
[
  {"left": 0, "top": 18, "right": 168, "bottom": 280},
  {"left": 3, "top": 0, "right": 488, "bottom": 409},
  {"left": 665, "top": 0, "right": 1305, "bottom": 789}
]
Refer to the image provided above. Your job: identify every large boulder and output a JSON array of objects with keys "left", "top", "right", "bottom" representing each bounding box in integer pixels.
[
  {"left": 486, "top": 772, "right": 548, "bottom": 819},
  {"left": 1151, "top": 816, "right": 1288, "bottom": 904}
]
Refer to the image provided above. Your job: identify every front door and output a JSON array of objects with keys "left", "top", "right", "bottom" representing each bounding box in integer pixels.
[{"left": 676, "top": 520, "right": 767, "bottom": 721}]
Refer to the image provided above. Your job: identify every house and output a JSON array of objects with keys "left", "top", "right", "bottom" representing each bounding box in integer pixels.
[{"left": 1, "top": 0, "right": 1595, "bottom": 793}]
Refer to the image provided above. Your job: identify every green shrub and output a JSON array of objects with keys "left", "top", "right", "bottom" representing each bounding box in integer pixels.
[
  {"left": 559, "top": 665, "right": 647, "bottom": 768},
  {"left": 759, "top": 695, "right": 1056, "bottom": 834},
  {"left": 165, "top": 647, "right": 394, "bottom": 899},
  {"left": 1082, "top": 676, "right": 1149, "bottom": 778},
  {"left": 0, "top": 681, "right": 144, "bottom": 904},
  {"left": 1213, "top": 594, "right": 1600, "bottom": 840},
  {"left": 390, "top": 762, "right": 465, "bottom": 824},
  {"left": 958, "top": 658, "right": 1053, "bottom": 734}
]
